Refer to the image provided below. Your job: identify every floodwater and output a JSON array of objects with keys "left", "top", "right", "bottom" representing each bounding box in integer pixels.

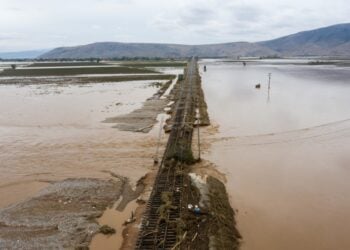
[
  {"left": 0, "top": 80, "right": 164, "bottom": 208},
  {"left": 199, "top": 60, "right": 350, "bottom": 250},
  {"left": 90, "top": 198, "right": 139, "bottom": 250}
]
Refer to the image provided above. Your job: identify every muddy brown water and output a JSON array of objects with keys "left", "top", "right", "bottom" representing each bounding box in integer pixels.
[
  {"left": 199, "top": 59, "right": 350, "bottom": 250},
  {"left": 0, "top": 80, "right": 165, "bottom": 208},
  {"left": 90, "top": 198, "right": 139, "bottom": 250},
  {"left": 0, "top": 64, "right": 183, "bottom": 248}
]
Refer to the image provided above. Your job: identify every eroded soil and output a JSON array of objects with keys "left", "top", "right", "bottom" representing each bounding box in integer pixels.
[{"left": 0, "top": 178, "right": 123, "bottom": 249}]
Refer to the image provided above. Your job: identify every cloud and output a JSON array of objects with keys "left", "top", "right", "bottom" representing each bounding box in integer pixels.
[
  {"left": 0, "top": 32, "right": 20, "bottom": 41},
  {"left": 178, "top": 7, "right": 216, "bottom": 26},
  {"left": 91, "top": 25, "right": 102, "bottom": 30},
  {"left": 0, "top": 0, "right": 349, "bottom": 51}
]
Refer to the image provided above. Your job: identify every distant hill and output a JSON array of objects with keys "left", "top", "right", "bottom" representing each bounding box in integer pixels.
[
  {"left": 39, "top": 23, "right": 350, "bottom": 59},
  {"left": 0, "top": 49, "right": 49, "bottom": 59},
  {"left": 260, "top": 23, "right": 350, "bottom": 56},
  {"left": 40, "top": 42, "right": 276, "bottom": 59}
]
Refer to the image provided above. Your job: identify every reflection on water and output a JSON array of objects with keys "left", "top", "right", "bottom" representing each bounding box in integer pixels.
[
  {"left": 200, "top": 61, "right": 350, "bottom": 136},
  {"left": 200, "top": 59, "right": 350, "bottom": 250}
]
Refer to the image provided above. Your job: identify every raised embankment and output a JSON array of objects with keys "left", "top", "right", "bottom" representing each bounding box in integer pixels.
[{"left": 136, "top": 58, "right": 240, "bottom": 249}]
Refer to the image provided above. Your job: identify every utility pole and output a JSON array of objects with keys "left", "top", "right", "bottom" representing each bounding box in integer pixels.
[
  {"left": 267, "top": 73, "right": 272, "bottom": 103},
  {"left": 197, "top": 111, "right": 201, "bottom": 160}
]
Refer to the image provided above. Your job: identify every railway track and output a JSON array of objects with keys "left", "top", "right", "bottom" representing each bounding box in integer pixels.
[{"left": 136, "top": 58, "right": 198, "bottom": 249}]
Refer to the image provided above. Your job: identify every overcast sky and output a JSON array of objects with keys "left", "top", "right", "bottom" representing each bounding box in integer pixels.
[{"left": 0, "top": 0, "right": 349, "bottom": 52}]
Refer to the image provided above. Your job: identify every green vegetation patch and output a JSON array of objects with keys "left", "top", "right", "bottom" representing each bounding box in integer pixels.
[
  {"left": 0, "top": 66, "right": 158, "bottom": 77},
  {"left": 27, "top": 62, "right": 108, "bottom": 67}
]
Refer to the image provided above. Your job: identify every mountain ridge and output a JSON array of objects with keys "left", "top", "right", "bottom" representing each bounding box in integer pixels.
[
  {"left": 31, "top": 23, "right": 350, "bottom": 59},
  {"left": 259, "top": 23, "right": 350, "bottom": 56}
]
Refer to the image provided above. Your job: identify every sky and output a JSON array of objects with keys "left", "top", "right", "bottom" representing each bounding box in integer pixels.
[{"left": 0, "top": 0, "right": 349, "bottom": 52}]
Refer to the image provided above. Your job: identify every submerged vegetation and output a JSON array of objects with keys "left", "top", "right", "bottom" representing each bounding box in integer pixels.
[
  {"left": 27, "top": 62, "right": 107, "bottom": 67},
  {"left": 0, "top": 66, "right": 157, "bottom": 77}
]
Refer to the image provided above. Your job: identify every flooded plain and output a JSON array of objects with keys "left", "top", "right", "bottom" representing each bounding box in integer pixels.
[
  {"left": 199, "top": 59, "right": 350, "bottom": 250},
  {"left": 0, "top": 61, "right": 185, "bottom": 249},
  {"left": 0, "top": 80, "right": 165, "bottom": 208}
]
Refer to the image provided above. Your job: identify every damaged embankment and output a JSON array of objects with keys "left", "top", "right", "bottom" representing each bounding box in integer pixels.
[
  {"left": 136, "top": 58, "right": 240, "bottom": 249},
  {"left": 103, "top": 76, "right": 176, "bottom": 133}
]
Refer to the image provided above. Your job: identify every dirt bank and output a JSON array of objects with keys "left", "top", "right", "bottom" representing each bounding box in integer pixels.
[
  {"left": 177, "top": 160, "right": 241, "bottom": 250},
  {"left": 0, "top": 174, "right": 157, "bottom": 250},
  {"left": 0, "top": 178, "right": 124, "bottom": 249}
]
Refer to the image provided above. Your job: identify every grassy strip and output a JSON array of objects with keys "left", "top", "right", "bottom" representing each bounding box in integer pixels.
[
  {"left": 120, "top": 62, "right": 187, "bottom": 67},
  {"left": 27, "top": 62, "right": 108, "bottom": 67},
  {"left": 0, "top": 66, "right": 157, "bottom": 77}
]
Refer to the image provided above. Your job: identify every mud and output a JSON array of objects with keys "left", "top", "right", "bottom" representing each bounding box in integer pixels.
[
  {"left": 121, "top": 171, "right": 158, "bottom": 250},
  {"left": 103, "top": 79, "right": 174, "bottom": 132},
  {"left": 0, "top": 173, "right": 157, "bottom": 250},
  {"left": 0, "top": 178, "right": 124, "bottom": 249},
  {"left": 90, "top": 174, "right": 147, "bottom": 250}
]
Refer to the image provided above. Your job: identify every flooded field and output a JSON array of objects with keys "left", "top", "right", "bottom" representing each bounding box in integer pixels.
[
  {"left": 0, "top": 80, "right": 162, "bottom": 207},
  {"left": 0, "top": 60, "right": 185, "bottom": 249},
  {"left": 199, "top": 59, "right": 350, "bottom": 250}
]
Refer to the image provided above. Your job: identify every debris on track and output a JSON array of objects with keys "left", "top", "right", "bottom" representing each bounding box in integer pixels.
[{"left": 136, "top": 58, "right": 240, "bottom": 250}]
